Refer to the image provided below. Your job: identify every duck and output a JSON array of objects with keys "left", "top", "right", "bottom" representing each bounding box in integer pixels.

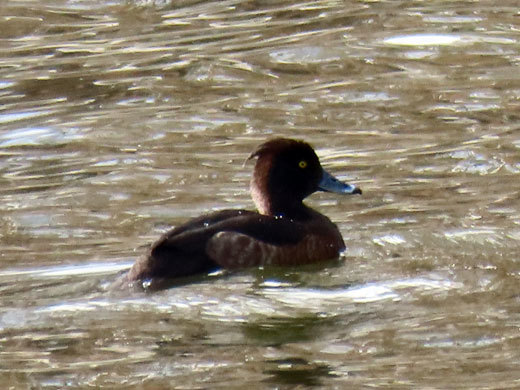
[{"left": 122, "top": 138, "right": 361, "bottom": 288}]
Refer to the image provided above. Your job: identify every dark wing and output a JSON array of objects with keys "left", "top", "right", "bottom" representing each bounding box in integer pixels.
[
  {"left": 158, "top": 213, "right": 308, "bottom": 271},
  {"left": 127, "top": 209, "right": 306, "bottom": 281},
  {"left": 154, "top": 210, "right": 306, "bottom": 250},
  {"left": 156, "top": 209, "right": 256, "bottom": 239}
]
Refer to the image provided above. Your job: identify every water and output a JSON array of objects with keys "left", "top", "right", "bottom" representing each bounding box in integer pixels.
[{"left": 1, "top": 0, "right": 520, "bottom": 388}]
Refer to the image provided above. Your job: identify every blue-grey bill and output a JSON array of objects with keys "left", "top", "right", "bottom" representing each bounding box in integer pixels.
[{"left": 319, "top": 169, "right": 362, "bottom": 195}]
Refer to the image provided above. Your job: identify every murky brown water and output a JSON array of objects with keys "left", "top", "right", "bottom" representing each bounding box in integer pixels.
[{"left": 1, "top": 0, "right": 520, "bottom": 388}]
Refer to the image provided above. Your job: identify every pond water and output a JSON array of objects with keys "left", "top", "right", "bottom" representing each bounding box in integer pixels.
[{"left": 1, "top": 0, "right": 520, "bottom": 388}]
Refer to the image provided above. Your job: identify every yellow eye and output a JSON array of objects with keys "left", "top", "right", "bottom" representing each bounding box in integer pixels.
[{"left": 298, "top": 160, "right": 307, "bottom": 169}]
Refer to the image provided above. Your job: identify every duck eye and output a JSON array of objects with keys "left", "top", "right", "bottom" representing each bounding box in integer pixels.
[{"left": 298, "top": 160, "right": 307, "bottom": 169}]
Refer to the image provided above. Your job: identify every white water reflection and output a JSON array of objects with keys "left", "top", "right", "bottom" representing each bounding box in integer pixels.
[
  {"left": 0, "top": 112, "right": 55, "bottom": 126},
  {"left": 384, "top": 33, "right": 464, "bottom": 46},
  {"left": 0, "top": 126, "right": 82, "bottom": 147},
  {"left": 262, "top": 276, "right": 461, "bottom": 307},
  {"left": 0, "top": 260, "right": 132, "bottom": 278},
  {"left": 384, "top": 33, "right": 516, "bottom": 46}
]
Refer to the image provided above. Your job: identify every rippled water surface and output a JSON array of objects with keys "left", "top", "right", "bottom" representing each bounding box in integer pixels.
[{"left": 1, "top": 1, "right": 520, "bottom": 388}]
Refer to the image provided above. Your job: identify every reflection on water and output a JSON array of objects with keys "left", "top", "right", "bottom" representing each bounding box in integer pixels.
[{"left": 1, "top": 0, "right": 520, "bottom": 388}]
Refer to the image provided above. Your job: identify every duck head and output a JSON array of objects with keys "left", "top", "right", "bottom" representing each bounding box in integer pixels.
[{"left": 248, "top": 138, "right": 361, "bottom": 217}]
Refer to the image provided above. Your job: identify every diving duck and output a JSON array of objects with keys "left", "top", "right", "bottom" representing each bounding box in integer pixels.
[{"left": 123, "top": 138, "right": 361, "bottom": 286}]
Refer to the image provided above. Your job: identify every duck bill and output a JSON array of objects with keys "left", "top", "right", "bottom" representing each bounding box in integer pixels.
[{"left": 319, "top": 169, "right": 362, "bottom": 195}]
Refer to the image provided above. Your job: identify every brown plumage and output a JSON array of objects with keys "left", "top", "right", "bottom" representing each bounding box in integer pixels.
[{"left": 121, "top": 138, "right": 361, "bottom": 288}]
